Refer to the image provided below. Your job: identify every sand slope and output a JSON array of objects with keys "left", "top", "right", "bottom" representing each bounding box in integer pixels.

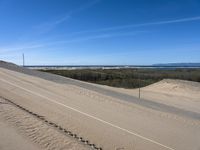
[
  {"left": 0, "top": 61, "right": 200, "bottom": 150},
  {"left": 0, "top": 98, "right": 90, "bottom": 150},
  {"left": 100, "top": 79, "right": 200, "bottom": 114},
  {"left": 144, "top": 79, "right": 200, "bottom": 99},
  {"left": 0, "top": 116, "right": 41, "bottom": 150}
]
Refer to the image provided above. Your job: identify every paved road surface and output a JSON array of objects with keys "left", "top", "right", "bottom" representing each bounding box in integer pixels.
[
  {"left": 1, "top": 62, "right": 199, "bottom": 121},
  {"left": 0, "top": 67, "right": 200, "bottom": 150}
]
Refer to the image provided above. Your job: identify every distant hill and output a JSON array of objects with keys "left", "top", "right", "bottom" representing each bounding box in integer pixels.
[{"left": 153, "top": 63, "right": 200, "bottom": 67}]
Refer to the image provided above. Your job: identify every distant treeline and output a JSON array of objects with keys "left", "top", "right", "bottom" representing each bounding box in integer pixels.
[{"left": 41, "top": 69, "right": 200, "bottom": 89}]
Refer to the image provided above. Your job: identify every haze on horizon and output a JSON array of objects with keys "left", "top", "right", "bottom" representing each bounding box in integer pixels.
[{"left": 0, "top": 0, "right": 200, "bottom": 65}]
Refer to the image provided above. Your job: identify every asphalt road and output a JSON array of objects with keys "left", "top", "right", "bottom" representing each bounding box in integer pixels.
[
  {"left": 0, "top": 67, "right": 200, "bottom": 150},
  {"left": 0, "top": 62, "right": 200, "bottom": 121}
]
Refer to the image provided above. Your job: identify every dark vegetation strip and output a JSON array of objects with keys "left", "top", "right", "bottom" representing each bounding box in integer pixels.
[{"left": 41, "top": 68, "right": 200, "bottom": 89}]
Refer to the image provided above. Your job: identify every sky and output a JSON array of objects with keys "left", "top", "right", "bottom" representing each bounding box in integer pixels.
[{"left": 0, "top": 0, "right": 200, "bottom": 65}]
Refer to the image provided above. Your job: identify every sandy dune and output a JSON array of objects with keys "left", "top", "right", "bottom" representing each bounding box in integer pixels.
[
  {"left": 102, "top": 79, "right": 200, "bottom": 114},
  {"left": 0, "top": 100, "right": 41, "bottom": 150},
  {"left": 0, "top": 62, "right": 200, "bottom": 150},
  {"left": 0, "top": 98, "right": 89, "bottom": 150}
]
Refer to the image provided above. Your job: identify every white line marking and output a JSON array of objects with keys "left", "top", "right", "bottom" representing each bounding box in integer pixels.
[{"left": 0, "top": 77, "right": 175, "bottom": 150}]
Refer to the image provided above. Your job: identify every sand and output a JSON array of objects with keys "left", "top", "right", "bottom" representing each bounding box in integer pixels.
[
  {"left": 0, "top": 98, "right": 90, "bottom": 150},
  {"left": 0, "top": 111, "right": 41, "bottom": 150},
  {"left": 0, "top": 61, "right": 200, "bottom": 150},
  {"left": 99, "top": 79, "right": 200, "bottom": 114}
]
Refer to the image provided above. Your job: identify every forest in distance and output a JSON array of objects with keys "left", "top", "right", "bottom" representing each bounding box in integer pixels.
[{"left": 41, "top": 68, "right": 200, "bottom": 89}]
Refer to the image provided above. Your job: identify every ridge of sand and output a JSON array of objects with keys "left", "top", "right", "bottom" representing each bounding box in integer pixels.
[
  {"left": 143, "top": 79, "right": 200, "bottom": 98},
  {"left": 0, "top": 98, "right": 89, "bottom": 150},
  {"left": 99, "top": 79, "right": 200, "bottom": 114}
]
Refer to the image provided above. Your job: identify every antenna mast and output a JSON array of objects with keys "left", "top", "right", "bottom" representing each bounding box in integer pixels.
[{"left": 22, "top": 53, "right": 25, "bottom": 67}]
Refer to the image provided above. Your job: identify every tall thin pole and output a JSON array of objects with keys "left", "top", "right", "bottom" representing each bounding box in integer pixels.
[
  {"left": 139, "top": 81, "right": 141, "bottom": 99},
  {"left": 23, "top": 53, "right": 25, "bottom": 67}
]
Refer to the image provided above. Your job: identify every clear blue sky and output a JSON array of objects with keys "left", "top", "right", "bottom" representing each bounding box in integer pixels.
[{"left": 0, "top": 0, "right": 200, "bottom": 65}]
